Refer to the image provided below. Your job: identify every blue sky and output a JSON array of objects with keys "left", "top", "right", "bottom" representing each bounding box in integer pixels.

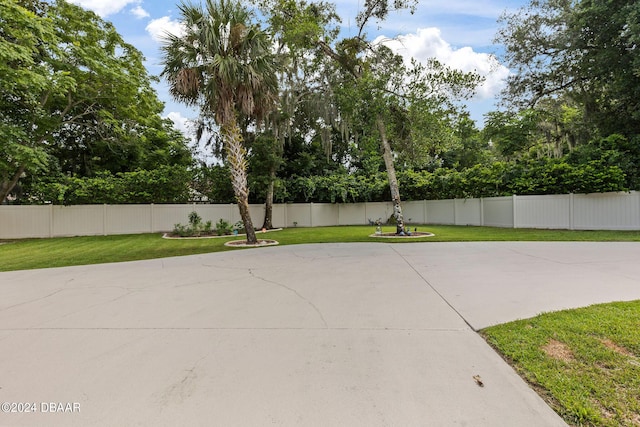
[{"left": 68, "top": 0, "right": 528, "bottom": 147}]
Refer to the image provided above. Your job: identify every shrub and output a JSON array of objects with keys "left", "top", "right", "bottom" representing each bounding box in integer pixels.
[
  {"left": 172, "top": 223, "right": 193, "bottom": 237},
  {"left": 215, "top": 218, "right": 232, "bottom": 235}
]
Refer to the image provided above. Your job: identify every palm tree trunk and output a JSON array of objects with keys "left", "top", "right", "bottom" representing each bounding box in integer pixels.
[
  {"left": 223, "top": 119, "right": 257, "bottom": 244},
  {"left": 261, "top": 167, "right": 276, "bottom": 230},
  {"left": 376, "top": 116, "right": 405, "bottom": 234}
]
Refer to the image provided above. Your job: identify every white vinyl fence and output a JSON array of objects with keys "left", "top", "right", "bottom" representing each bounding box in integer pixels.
[{"left": 1, "top": 191, "right": 639, "bottom": 239}]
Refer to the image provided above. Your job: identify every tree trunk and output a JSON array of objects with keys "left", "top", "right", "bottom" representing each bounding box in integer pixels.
[
  {"left": 376, "top": 116, "right": 405, "bottom": 234},
  {"left": 223, "top": 119, "right": 257, "bottom": 244},
  {"left": 237, "top": 197, "right": 257, "bottom": 243},
  {"left": 261, "top": 167, "right": 276, "bottom": 230},
  {"left": 0, "top": 165, "right": 26, "bottom": 205}
]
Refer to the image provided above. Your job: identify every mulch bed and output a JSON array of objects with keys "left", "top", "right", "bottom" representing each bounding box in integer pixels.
[
  {"left": 224, "top": 239, "right": 279, "bottom": 248},
  {"left": 369, "top": 232, "right": 435, "bottom": 238}
]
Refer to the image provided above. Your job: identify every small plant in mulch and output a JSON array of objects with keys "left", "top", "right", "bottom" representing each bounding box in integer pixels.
[
  {"left": 215, "top": 218, "right": 232, "bottom": 235},
  {"left": 170, "top": 211, "right": 231, "bottom": 237}
]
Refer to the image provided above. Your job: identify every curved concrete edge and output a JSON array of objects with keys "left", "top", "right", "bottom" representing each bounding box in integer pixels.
[
  {"left": 224, "top": 239, "right": 280, "bottom": 248},
  {"left": 4, "top": 242, "right": 638, "bottom": 426}
]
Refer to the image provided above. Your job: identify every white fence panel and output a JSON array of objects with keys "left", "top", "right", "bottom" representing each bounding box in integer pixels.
[
  {"left": 454, "top": 199, "right": 482, "bottom": 226},
  {"left": 52, "top": 205, "right": 105, "bottom": 236},
  {"left": 285, "top": 204, "right": 312, "bottom": 227},
  {"left": 483, "top": 196, "right": 514, "bottom": 228},
  {"left": 106, "top": 204, "right": 153, "bottom": 235},
  {"left": 515, "top": 195, "right": 571, "bottom": 229},
  {"left": 403, "top": 201, "right": 426, "bottom": 224},
  {"left": 151, "top": 204, "right": 199, "bottom": 232},
  {"left": 0, "top": 205, "right": 50, "bottom": 239},
  {"left": 310, "top": 203, "right": 339, "bottom": 227},
  {"left": 270, "top": 204, "right": 287, "bottom": 229},
  {"left": 194, "top": 204, "right": 235, "bottom": 225},
  {"left": 573, "top": 192, "right": 640, "bottom": 230},
  {"left": 3, "top": 191, "right": 640, "bottom": 239},
  {"left": 363, "top": 202, "right": 392, "bottom": 225},
  {"left": 425, "top": 200, "right": 455, "bottom": 224},
  {"left": 338, "top": 203, "right": 365, "bottom": 225}
]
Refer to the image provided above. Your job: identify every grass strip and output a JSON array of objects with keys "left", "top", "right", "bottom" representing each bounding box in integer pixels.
[
  {"left": 2, "top": 225, "right": 640, "bottom": 272},
  {"left": 482, "top": 301, "right": 640, "bottom": 427}
]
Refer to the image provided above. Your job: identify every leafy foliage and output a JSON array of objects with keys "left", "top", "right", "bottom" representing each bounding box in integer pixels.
[
  {"left": 23, "top": 166, "right": 193, "bottom": 205},
  {"left": 1, "top": 0, "right": 187, "bottom": 204},
  {"left": 497, "top": 0, "right": 640, "bottom": 138},
  {"left": 161, "top": 0, "right": 279, "bottom": 244},
  {"left": 215, "top": 218, "right": 233, "bottom": 235}
]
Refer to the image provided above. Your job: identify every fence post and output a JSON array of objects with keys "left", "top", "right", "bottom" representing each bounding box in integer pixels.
[
  {"left": 512, "top": 195, "right": 517, "bottom": 228},
  {"left": 364, "top": 202, "right": 368, "bottom": 225},
  {"left": 49, "top": 203, "right": 54, "bottom": 238},
  {"left": 569, "top": 194, "right": 575, "bottom": 230},
  {"left": 150, "top": 203, "right": 154, "bottom": 233},
  {"left": 103, "top": 204, "right": 108, "bottom": 235},
  {"left": 310, "top": 202, "right": 314, "bottom": 227},
  {"left": 453, "top": 198, "right": 458, "bottom": 225},
  {"left": 284, "top": 203, "right": 288, "bottom": 228},
  {"left": 423, "top": 199, "right": 427, "bottom": 225},
  {"left": 637, "top": 191, "right": 640, "bottom": 229},
  {"left": 480, "top": 197, "right": 484, "bottom": 226}
]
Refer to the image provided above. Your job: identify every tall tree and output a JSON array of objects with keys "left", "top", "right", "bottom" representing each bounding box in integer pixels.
[
  {"left": 1, "top": 0, "right": 167, "bottom": 203},
  {"left": 254, "top": 0, "right": 341, "bottom": 228},
  {"left": 261, "top": 0, "right": 481, "bottom": 233},
  {"left": 161, "top": 0, "right": 278, "bottom": 244},
  {"left": 260, "top": 0, "right": 419, "bottom": 233},
  {"left": 0, "top": 0, "right": 64, "bottom": 202},
  {"left": 497, "top": 0, "right": 640, "bottom": 138}
]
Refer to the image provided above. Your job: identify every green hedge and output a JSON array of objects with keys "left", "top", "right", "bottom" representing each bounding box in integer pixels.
[
  {"left": 25, "top": 165, "right": 193, "bottom": 204},
  {"left": 20, "top": 157, "right": 629, "bottom": 205},
  {"left": 274, "top": 158, "right": 627, "bottom": 203}
]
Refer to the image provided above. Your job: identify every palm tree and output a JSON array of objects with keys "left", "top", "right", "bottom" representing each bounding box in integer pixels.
[{"left": 161, "top": 0, "right": 278, "bottom": 244}]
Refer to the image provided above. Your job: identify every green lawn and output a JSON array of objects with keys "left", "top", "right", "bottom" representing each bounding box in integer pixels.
[
  {"left": 1, "top": 225, "right": 640, "bottom": 272},
  {"left": 482, "top": 301, "right": 640, "bottom": 427}
]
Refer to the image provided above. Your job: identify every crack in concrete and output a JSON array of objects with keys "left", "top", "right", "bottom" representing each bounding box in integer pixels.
[
  {"left": 506, "top": 248, "right": 589, "bottom": 265},
  {"left": 27, "top": 288, "right": 141, "bottom": 329},
  {"left": 290, "top": 249, "right": 364, "bottom": 261},
  {"left": 507, "top": 247, "right": 640, "bottom": 282},
  {"left": 248, "top": 269, "right": 329, "bottom": 329},
  {"left": 390, "top": 246, "right": 476, "bottom": 331},
  {"left": 0, "top": 289, "right": 66, "bottom": 312},
  {"left": 171, "top": 277, "right": 246, "bottom": 289}
]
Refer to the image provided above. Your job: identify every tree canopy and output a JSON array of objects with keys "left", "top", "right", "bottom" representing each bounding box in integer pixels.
[
  {"left": 1, "top": 0, "right": 193, "bottom": 204},
  {"left": 497, "top": 0, "right": 640, "bottom": 138},
  {"left": 5, "top": 0, "right": 638, "bottom": 209},
  {"left": 161, "top": 0, "right": 279, "bottom": 242}
]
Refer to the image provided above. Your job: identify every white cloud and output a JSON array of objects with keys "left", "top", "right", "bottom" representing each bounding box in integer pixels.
[
  {"left": 146, "top": 16, "right": 185, "bottom": 42},
  {"left": 130, "top": 5, "right": 150, "bottom": 19},
  {"left": 166, "top": 112, "right": 193, "bottom": 136},
  {"left": 68, "top": 0, "right": 139, "bottom": 17},
  {"left": 374, "top": 27, "right": 510, "bottom": 100}
]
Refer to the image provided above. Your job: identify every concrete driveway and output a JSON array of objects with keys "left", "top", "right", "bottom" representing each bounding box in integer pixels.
[{"left": 1, "top": 242, "right": 640, "bottom": 426}]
